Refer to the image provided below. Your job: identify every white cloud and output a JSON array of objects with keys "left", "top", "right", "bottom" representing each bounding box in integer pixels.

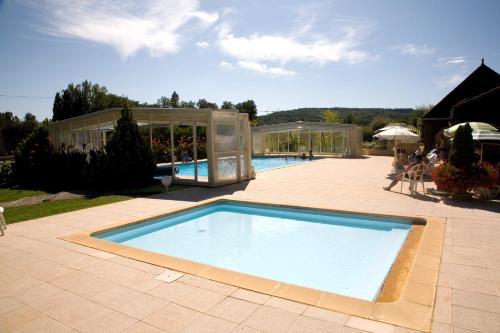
[
  {"left": 217, "top": 27, "right": 369, "bottom": 66},
  {"left": 197, "top": 41, "right": 210, "bottom": 48},
  {"left": 31, "top": 0, "right": 218, "bottom": 58},
  {"left": 437, "top": 73, "right": 466, "bottom": 88},
  {"left": 438, "top": 56, "right": 465, "bottom": 65},
  {"left": 219, "top": 61, "right": 233, "bottom": 69},
  {"left": 395, "top": 43, "right": 434, "bottom": 56},
  {"left": 238, "top": 61, "right": 296, "bottom": 76}
]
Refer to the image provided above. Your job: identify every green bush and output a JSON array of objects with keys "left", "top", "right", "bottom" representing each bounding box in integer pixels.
[
  {"left": 0, "top": 161, "right": 14, "bottom": 185},
  {"left": 13, "top": 126, "right": 53, "bottom": 187},
  {"left": 13, "top": 125, "right": 88, "bottom": 189},
  {"left": 103, "top": 108, "right": 155, "bottom": 189},
  {"left": 449, "top": 123, "right": 474, "bottom": 169}
]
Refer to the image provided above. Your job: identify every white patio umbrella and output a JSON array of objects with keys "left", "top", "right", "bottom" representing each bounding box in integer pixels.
[
  {"left": 471, "top": 129, "right": 500, "bottom": 141},
  {"left": 444, "top": 122, "right": 497, "bottom": 137},
  {"left": 472, "top": 130, "right": 500, "bottom": 160},
  {"left": 449, "top": 129, "right": 500, "bottom": 160},
  {"left": 373, "top": 127, "right": 420, "bottom": 142},
  {"left": 374, "top": 127, "right": 420, "bottom": 169}
]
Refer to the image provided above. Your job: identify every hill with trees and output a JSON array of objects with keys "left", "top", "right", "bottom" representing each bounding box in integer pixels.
[{"left": 257, "top": 107, "right": 414, "bottom": 126}]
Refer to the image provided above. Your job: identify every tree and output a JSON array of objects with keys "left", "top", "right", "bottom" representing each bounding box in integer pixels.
[
  {"left": 13, "top": 125, "right": 53, "bottom": 186},
  {"left": 179, "top": 100, "right": 196, "bottom": 108},
  {"left": 221, "top": 101, "right": 234, "bottom": 109},
  {"left": 409, "top": 105, "right": 432, "bottom": 132},
  {"left": 321, "top": 110, "right": 341, "bottom": 123},
  {"left": 52, "top": 80, "right": 139, "bottom": 121},
  {"left": 157, "top": 96, "right": 170, "bottom": 108},
  {"left": 449, "top": 123, "right": 475, "bottom": 169},
  {"left": 196, "top": 99, "right": 218, "bottom": 109},
  {"left": 236, "top": 100, "right": 257, "bottom": 121},
  {"left": 104, "top": 108, "right": 156, "bottom": 189},
  {"left": 343, "top": 114, "right": 356, "bottom": 124},
  {"left": 170, "top": 91, "right": 179, "bottom": 108}
]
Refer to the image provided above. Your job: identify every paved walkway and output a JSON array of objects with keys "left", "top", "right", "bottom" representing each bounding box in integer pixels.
[
  {"left": 0, "top": 156, "right": 499, "bottom": 333},
  {"left": 0, "top": 191, "right": 85, "bottom": 208}
]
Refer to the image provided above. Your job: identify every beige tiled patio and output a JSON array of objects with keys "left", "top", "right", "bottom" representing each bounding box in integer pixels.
[{"left": 1, "top": 156, "right": 499, "bottom": 332}]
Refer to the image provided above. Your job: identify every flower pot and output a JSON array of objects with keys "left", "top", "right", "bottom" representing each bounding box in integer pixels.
[
  {"left": 474, "top": 187, "right": 497, "bottom": 200},
  {"left": 451, "top": 192, "right": 473, "bottom": 200}
]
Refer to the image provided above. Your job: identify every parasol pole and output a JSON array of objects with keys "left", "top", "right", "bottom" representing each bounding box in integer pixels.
[{"left": 480, "top": 143, "right": 483, "bottom": 161}]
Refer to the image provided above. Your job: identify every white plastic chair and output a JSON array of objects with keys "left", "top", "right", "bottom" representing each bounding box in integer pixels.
[
  {"left": 424, "top": 155, "right": 438, "bottom": 177},
  {"left": 0, "top": 207, "right": 6, "bottom": 236},
  {"left": 400, "top": 163, "right": 426, "bottom": 196}
]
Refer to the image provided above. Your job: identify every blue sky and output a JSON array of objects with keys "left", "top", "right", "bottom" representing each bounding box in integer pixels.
[{"left": 1, "top": 0, "right": 499, "bottom": 120}]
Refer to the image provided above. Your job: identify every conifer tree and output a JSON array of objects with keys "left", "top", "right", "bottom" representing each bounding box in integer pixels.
[{"left": 104, "top": 108, "right": 155, "bottom": 188}]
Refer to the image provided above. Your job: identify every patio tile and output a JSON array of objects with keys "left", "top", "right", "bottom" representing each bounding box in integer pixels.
[
  {"left": 122, "top": 321, "right": 167, "bottom": 333},
  {"left": 0, "top": 296, "right": 24, "bottom": 315},
  {"left": 0, "top": 306, "right": 73, "bottom": 333},
  {"left": 453, "top": 289, "right": 500, "bottom": 313},
  {"left": 50, "top": 270, "right": 117, "bottom": 298},
  {"left": 346, "top": 317, "right": 396, "bottom": 333},
  {"left": 302, "top": 306, "right": 350, "bottom": 324},
  {"left": 181, "top": 314, "right": 237, "bottom": 332},
  {"left": 144, "top": 303, "right": 202, "bottom": 332},
  {"left": 91, "top": 284, "right": 142, "bottom": 310},
  {"left": 12, "top": 282, "right": 62, "bottom": 305},
  {"left": 179, "top": 274, "right": 238, "bottom": 295},
  {"left": 0, "top": 274, "right": 42, "bottom": 296},
  {"left": 206, "top": 297, "right": 260, "bottom": 323},
  {"left": 451, "top": 306, "right": 484, "bottom": 331},
  {"left": 483, "top": 311, "right": 500, "bottom": 333},
  {"left": 232, "top": 325, "right": 262, "bottom": 332},
  {"left": 430, "top": 322, "right": 451, "bottom": 333},
  {"left": 118, "top": 293, "right": 169, "bottom": 320},
  {"left": 155, "top": 269, "right": 184, "bottom": 283},
  {"left": 288, "top": 315, "right": 343, "bottom": 333},
  {"left": 231, "top": 288, "right": 271, "bottom": 304},
  {"left": 453, "top": 264, "right": 494, "bottom": 281},
  {"left": 242, "top": 306, "right": 299, "bottom": 332},
  {"left": 264, "top": 296, "right": 307, "bottom": 314},
  {"left": 147, "top": 281, "right": 226, "bottom": 312},
  {"left": 452, "top": 275, "right": 498, "bottom": 295},
  {"left": 72, "top": 309, "right": 138, "bottom": 333},
  {"left": 31, "top": 290, "right": 109, "bottom": 329}
]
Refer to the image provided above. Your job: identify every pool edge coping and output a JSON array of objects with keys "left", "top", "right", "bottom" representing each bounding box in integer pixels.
[{"left": 59, "top": 197, "right": 445, "bottom": 332}]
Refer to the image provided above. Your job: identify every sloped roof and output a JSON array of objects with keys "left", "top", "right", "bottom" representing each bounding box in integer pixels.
[
  {"left": 424, "top": 61, "right": 500, "bottom": 119},
  {"left": 451, "top": 85, "right": 500, "bottom": 124}
]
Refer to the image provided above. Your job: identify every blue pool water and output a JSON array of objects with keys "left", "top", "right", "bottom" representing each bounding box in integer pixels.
[
  {"left": 162, "top": 156, "right": 314, "bottom": 177},
  {"left": 96, "top": 201, "right": 412, "bottom": 300}
]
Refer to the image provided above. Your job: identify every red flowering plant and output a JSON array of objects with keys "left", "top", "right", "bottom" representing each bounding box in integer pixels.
[
  {"left": 432, "top": 162, "right": 499, "bottom": 194},
  {"left": 475, "top": 161, "right": 499, "bottom": 189},
  {"left": 431, "top": 163, "right": 472, "bottom": 193}
]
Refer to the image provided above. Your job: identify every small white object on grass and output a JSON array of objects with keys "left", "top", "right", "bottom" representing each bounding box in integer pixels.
[{"left": 161, "top": 176, "right": 173, "bottom": 192}]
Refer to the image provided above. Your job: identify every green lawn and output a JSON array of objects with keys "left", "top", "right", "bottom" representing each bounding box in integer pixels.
[
  {"left": 3, "top": 183, "right": 187, "bottom": 224},
  {"left": 0, "top": 188, "right": 51, "bottom": 202}
]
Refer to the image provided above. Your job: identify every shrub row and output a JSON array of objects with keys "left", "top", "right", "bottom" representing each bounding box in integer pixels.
[{"left": 13, "top": 109, "right": 156, "bottom": 191}]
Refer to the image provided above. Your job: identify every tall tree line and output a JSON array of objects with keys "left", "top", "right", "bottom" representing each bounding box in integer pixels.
[
  {"left": 0, "top": 112, "right": 38, "bottom": 155},
  {"left": 52, "top": 80, "right": 139, "bottom": 121}
]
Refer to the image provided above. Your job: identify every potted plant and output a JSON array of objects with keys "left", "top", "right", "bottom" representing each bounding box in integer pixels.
[
  {"left": 474, "top": 162, "right": 499, "bottom": 200},
  {"left": 431, "top": 123, "right": 476, "bottom": 198}
]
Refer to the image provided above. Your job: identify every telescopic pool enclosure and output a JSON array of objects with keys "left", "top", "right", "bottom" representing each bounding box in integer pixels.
[
  {"left": 252, "top": 122, "right": 363, "bottom": 157},
  {"left": 47, "top": 108, "right": 253, "bottom": 187}
]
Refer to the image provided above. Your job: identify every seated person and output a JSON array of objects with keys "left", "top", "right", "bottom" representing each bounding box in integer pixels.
[
  {"left": 308, "top": 150, "right": 314, "bottom": 160},
  {"left": 180, "top": 150, "right": 193, "bottom": 163},
  {"left": 384, "top": 154, "right": 423, "bottom": 191}
]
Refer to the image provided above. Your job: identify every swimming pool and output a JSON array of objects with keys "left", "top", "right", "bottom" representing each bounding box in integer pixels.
[
  {"left": 157, "top": 156, "right": 315, "bottom": 178},
  {"left": 96, "top": 201, "right": 412, "bottom": 300}
]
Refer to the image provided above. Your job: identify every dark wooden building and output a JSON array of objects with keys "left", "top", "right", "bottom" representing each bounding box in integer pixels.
[{"left": 422, "top": 59, "right": 500, "bottom": 149}]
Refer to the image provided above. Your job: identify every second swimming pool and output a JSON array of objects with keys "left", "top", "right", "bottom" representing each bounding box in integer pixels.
[{"left": 95, "top": 201, "right": 412, "bottom": 301}]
